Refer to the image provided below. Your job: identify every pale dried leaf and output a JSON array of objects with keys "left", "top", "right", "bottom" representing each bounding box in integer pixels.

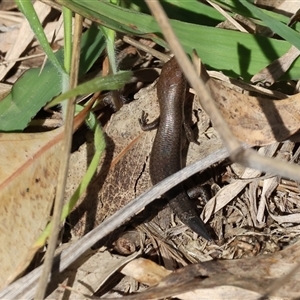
[
  {"left": 0, "top": 2, "right": 17, "bottom": 11},
  {"left": 0, "top": 28, "right": 19, "bottom": 54},
  {"left": 176, "top": 285, "right": 280, "bottom": 300},
  {"left": 0, "top": 10, "right": 23, "bottom": 26},
  {"left": 257, "top": 176, "right": 279, "bottom": 223},
  {"left": 207, "top": 77, "right": 300, "bottom": 145},
  {"left": 0, "top": 127, "right": 64, "bottom": 288},
  {"left": 276, "top": 0, "right": 300, "bottom": 14},
  {"left": 121, "top": 258, "right": 172, "bottom": 287}
]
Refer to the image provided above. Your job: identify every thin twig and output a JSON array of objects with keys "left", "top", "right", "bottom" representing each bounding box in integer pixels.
[{"left": 34, "top": 14, "right": 83, "bottom": 300}]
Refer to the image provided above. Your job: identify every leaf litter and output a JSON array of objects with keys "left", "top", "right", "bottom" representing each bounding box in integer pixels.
[{"left": 2, "top": 0, "right": 300, "bottom": 299}]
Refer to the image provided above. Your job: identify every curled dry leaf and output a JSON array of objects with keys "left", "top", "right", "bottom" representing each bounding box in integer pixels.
[
  {"left": 0, "top": 127, "right": 63, "bottom": 288},
  {"left": 120, "top": 258, "right": 172, "bottom": 287},
  {"left": 206, "top": 76, "right": 300, "bottom": 146}
]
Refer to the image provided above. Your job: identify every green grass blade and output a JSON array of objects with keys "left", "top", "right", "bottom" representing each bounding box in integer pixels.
[
  {"left": 53, "top": 0, "right": 300, "bottom": 81},
  {"left": 78, "top": 25, "right": 106, "bottom": 77},
  {"left": 101, "top": 26, "right": 117, "bottom": 74},
  {"left": 127, "top": 0, "right": 225, "bottom": 26},
  {"left": 47, "top": 71, "right": 132, "bottom": 107},
  {"left": 62, "top": 7, "right": 73, "bottom": 74},
  {"left": 211, "top": 0, "right": 300, "bottom": 34},
  {"left": 240, "top": 0, "right": 300, "bottom": 49}
]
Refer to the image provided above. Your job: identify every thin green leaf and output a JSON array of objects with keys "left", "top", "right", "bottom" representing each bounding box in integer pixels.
[
  {"left": 78, "top": 25, "right": 106, "bottom": 77},
  {"left": 128, "top": 0, "right": 225, "bottom": 26},
  {"left": 100, "top": 26, "right": 117, "bottom": 74},
  {"left": 47, "top": 71, "right": 132, "bottom": 107},
  {"left": 62, "top": 7, "right": 73, "bottom": 74},
  {"left": 211, "top": 0, "right": 299, "bottom": 28},
  {"left": 239, "top": 0, "right": 300, "bottom": 50}
]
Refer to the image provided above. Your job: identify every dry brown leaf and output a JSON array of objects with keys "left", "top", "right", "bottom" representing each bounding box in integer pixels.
[
  {"left": 121, "top": 258, "right": 172, "bottom": 287},
  {"left": 0, "top": 105, "right": 90, "bottom": 288},
  {"left": 0, "top": 127, "right": 63, "bottom": 288},
  {"left": 207, "top": 77, "right": 300, "bottom": 145}
]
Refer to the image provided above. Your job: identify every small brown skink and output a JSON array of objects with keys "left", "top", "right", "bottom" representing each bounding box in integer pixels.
[{"left": 140, "top": 57, "right": 211, "bottom": 240}]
